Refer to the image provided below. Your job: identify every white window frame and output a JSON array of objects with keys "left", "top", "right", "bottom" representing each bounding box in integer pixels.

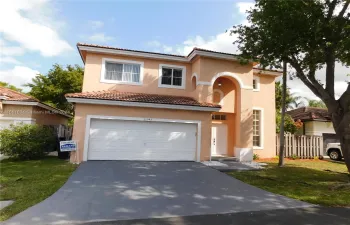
[
  {"left": 100, "top": 58, "right": 144, "bottom": 85},
  {"left": 252, "top": 107, "right": 264, "bottom": 150},
  {"left": 253, "top": 75, "right": 260, "bottom": 92},
  {"left": 158, "top": 64, "right": 186, "bottom": 89}
]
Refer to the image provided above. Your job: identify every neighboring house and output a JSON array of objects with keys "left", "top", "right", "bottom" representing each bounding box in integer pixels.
[
  {"left": 65, "top": 43, "right": 281, "bottom": 163},
  {"left": 0, "top": 87, "right": 71, "bottom": 129},
  {"left": 287, "top": 107, "right": 335, "bottom": 136},
  {"left": 287, "top": 107, "right": 339, "bottom": 154}
]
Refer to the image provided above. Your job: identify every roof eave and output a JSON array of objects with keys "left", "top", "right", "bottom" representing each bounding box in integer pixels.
[
  {"left": 253, "top": 68, "right": 282, "bottom": 77},
  {"left": 77, "top": 45, "right": 188, "bottom": 62},
  {"left": 66, "top": 97, "right": 220, "bottom": 112}
]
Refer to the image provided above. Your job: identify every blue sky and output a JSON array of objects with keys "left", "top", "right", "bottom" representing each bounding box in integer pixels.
[{"left": 1, "top": 0, "right": 349, "bottom": 99}]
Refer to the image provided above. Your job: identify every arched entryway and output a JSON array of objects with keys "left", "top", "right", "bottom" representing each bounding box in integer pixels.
[{"left": 210, "top": 73, "right": 243, "bottom": 158}]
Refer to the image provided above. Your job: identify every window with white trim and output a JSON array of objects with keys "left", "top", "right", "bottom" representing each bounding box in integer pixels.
[
  {"left": 253, "top": 76, "right": 260, "bottom": 91},
  {"left": 104, "top": 62, "right": 141, "bottom": 83},
  {"left": 159, "top": 64, "right": 186, "bottom": 89},
  {"left": 253, "top": 110, "right": 261, "bottom": 147}
]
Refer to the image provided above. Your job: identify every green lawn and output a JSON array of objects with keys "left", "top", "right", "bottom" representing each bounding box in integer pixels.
[
  {"left": 228, "top": 159, "right": 349, "bottom": 207},
  {"left": 0, "top": 156, "right": 77, "bottom": 221}
]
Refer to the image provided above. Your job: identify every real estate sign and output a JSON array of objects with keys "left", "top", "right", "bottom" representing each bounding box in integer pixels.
[{"left": 60, "top": 141, "right": 77, "bottom": 152}]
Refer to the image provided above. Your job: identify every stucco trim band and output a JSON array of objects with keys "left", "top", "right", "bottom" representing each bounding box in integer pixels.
[{"left": 67, "top": 98, "right": 220, "bottom": 112}]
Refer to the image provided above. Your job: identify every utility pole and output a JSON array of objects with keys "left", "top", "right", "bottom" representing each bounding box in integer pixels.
[{"left": 278, "top": 60, "right": 287, "bottom": 167}]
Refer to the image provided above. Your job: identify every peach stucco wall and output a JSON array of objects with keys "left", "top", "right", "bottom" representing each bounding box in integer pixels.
[
  {"left": 31, "top": 106, "right": 68, "bottom": 126},
  {"left": 0, "top": 104, "right": 68, "bottom": 126},
  {"left": 1, "top": 105, "right": 33, "bottom": 118},
  {"left": 252, "top": 74, "right": 277, "bottom": 158},
  {"left": 70, "top": 103, "right": 212, "bottom": 163}
]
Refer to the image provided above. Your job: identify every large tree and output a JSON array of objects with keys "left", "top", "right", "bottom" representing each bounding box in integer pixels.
[
  {"left": 26, "top": 64, "right": 84, "bottom": 113},
  {"left": 232, "top": 0, "right": 350, "bottom": 172}
]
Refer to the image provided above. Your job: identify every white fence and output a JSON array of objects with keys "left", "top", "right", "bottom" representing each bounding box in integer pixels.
[{"left": 276, "top": 133, "right": 324, "bottom": 158}]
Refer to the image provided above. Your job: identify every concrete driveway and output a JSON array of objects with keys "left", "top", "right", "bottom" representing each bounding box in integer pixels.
[{"left": 4, "top": 161, "right": 312, "bottom": 225}]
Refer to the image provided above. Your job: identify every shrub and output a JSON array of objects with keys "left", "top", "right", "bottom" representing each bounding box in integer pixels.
[
  {"left": 0, "top": 124, "right": 57, "bottom": 160},
  {"left": 253, "top": 153, "right": 260, "bottom": 160},
  {"left": 290, "top": 154, "right": 300, "bottom": 160}
]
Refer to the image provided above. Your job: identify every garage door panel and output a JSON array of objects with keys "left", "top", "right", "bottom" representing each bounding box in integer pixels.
[{"left": 87, "top": 119, "right": 197, "bottom": 161}]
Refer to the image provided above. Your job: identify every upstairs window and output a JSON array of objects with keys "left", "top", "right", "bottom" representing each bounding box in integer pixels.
[
  {"left": 101, "top": 58, "right": 144, "bottom": 85},
  {"left": 253, "top": 76, "right": 260, "bottom": 91},
  {"left": 159, "top": 64, "right": 186, "bottom": 89}
]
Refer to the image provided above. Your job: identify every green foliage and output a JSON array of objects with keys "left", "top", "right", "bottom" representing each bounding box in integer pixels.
[
  {"left": 232, "top": 0, "right": 349, "bottom": 69},
  {"left": 26, "top": 64, "right": 84, "bottom": 114},
  {"left": 308, "top": 99, "right": 327, "bottom": 108},
  {"left": 290, "top": 154, "right": 300, "bottom": 160},
  {"left": 0, "top": 81, "right": 23, "bottom": 93},
  {"left": 0, "top": 124, "right": 57, "bottom": 160},
  {"left": 275, "top": 81, "right": 304, "bottom": 111},
  {"left": 253, "top": 153, "right": 260, "bottom": 160},
  {"left": 276, "top": 112, "right": 299, "bottom": 134}
]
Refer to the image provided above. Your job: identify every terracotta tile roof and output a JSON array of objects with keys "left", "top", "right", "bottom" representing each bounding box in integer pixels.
[
  {"left": 77, "top": 43, "right": 186, "bottom": 58},
  {"left": 77, "top": 43, "right": 240, "bottom": 58},
  {"left": 287, "top": 107, "right": 331, "bottom": 122},
  {"left": 0, "top": 87, "right": 38, "bottom": 102},
  {"left": 188, "top": 47, "right": 240, "bottom": 57},
  {"left": 66, "top": 90, "right": 221, "bottom": 108}
]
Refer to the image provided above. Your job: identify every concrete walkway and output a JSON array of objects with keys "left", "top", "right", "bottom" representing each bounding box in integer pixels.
[{"left": 3, "top": 161, "right": 312, "bottom": 225}]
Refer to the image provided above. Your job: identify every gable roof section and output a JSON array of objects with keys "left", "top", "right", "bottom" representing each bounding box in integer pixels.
[
  {"left": 0, "top": 87, "right": 38, "bottom": 102},
  {"left": 66, "top": 90, "right": 220, "bottom": 111},
  {"left": 287, "top": 107, "right": 331, "bottom": 122},
  {"left": 77, "top": 43, "right": 241, "bottom": 64},
  {"left": 0, "top": 87, "right": 72, "bottom": 118}
]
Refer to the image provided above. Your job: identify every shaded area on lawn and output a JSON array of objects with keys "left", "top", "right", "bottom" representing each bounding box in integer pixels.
[
  {"left": 0, "top": 156, "right": 77, "bottom": 221},
  {"left": 228, "top": 159, "right": 349, "bottom": 207}
]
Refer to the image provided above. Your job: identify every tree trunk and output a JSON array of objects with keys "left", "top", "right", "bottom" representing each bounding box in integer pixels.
[
  {"left": 278, "top": 61, "right": 287, "bottom": 167},
  {"left": 332, "top": 111, "right": 350, "bottom": 174}
]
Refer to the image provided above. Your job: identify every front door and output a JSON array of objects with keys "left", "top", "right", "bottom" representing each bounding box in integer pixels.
[{"left": 211, "top": 124, "right": 228, "bottom": 156}]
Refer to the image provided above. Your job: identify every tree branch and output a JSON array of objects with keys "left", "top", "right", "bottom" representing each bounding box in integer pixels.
[
  {"left": 325, "top": 51, "right": 336, "bottom": 98},
  {"left": 327, "top": 0, "right": 339, "bottom": 20},
  {"left": 287, "top": 55, "right": 337, "bottom": 108},
  {"left": 338, "top": 0, "right": 350, "bottom": 18},
  {"left": 339, "top": 83, "right": 350, "bottom": 111}
]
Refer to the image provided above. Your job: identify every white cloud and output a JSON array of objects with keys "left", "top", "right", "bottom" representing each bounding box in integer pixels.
[
  {"left": 1, "top": 56, "right": 21, "bottom": 65},
  {"left": 146, "top": 40, "right": 173, "bottom": 54},
  {"left": 236, "top": 2, "right": 255, "bottom": 14},
  {"left": 89, "top": 20, "right": 104, "bottom": 29},
  {"left": 0, "top": 0, "right": 72, "bottom": 57},
  {"left": 88, "top": 33, "right": 115, "bottom": 43},
  {"left": 0, "top": 66, "right": 39, "bottom": 91},
  {"left": 175, "top": 32, "right": 239, "bottom": 56}
]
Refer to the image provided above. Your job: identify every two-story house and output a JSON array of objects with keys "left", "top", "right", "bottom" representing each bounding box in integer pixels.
[{"left": 66, "top": 43, "right": 281, "bottom": 163}]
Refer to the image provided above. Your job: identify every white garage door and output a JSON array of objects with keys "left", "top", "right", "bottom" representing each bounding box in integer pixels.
[{"left": 87, "top": 119, "right": 197, "bottom": 161}]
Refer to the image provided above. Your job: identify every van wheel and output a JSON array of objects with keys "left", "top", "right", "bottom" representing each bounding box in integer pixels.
[{"left": 328, "top": 149, "right": 341, "bottom": 161}]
